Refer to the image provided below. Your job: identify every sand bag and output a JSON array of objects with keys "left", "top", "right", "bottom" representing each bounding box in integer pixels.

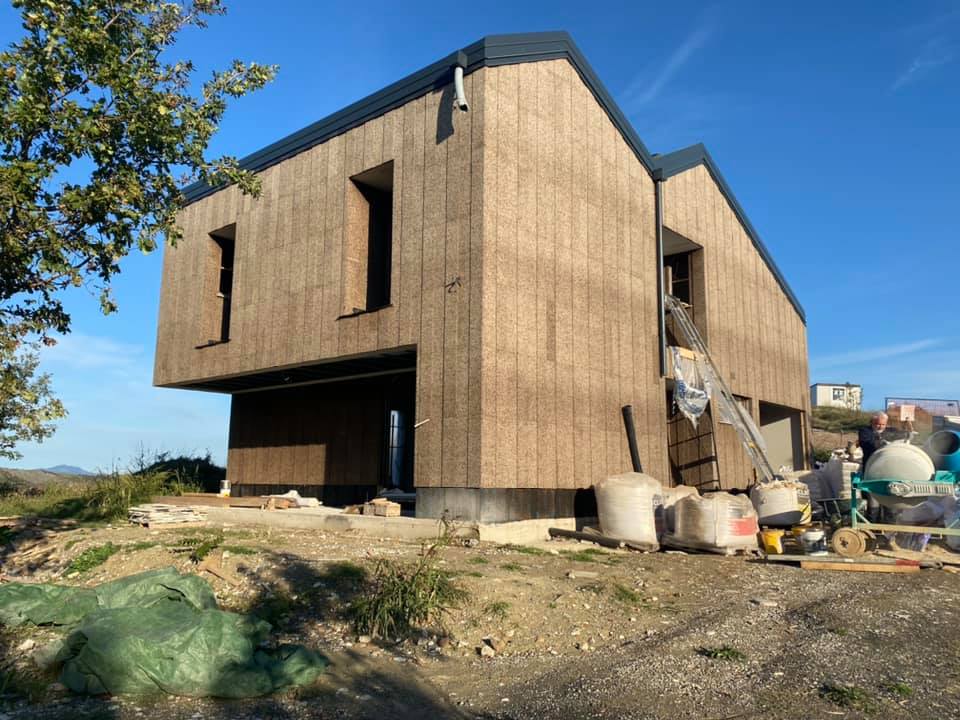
[
  {"left": 594, "top": 472, "right": 661, "bottom": 550},
  {"left": 665, "top": 492, "right": 759, "bottom": 554},
  {"left": 656, "top": 484, "right": 699, "bottom": 539},
  {"left": 750, "top": 480, "right": 811, "bottom": 527}
]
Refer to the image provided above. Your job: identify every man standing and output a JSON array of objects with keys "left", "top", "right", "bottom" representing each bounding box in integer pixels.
[{"left": 858, "top": 412, "right": 889, "bottom": 468}]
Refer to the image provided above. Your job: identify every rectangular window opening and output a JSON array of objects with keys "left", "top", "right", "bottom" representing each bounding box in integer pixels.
[
  {"left": 344, "top": 161, "right": 394, "bottom": 314},
  {"left": 210, "top": 224, "right": 235, "bottom": 343},
  {"left": 664, "top": 251, "right": 692, "bottom": 305}
]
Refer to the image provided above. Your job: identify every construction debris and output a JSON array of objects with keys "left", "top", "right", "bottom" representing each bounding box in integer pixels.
[
  {"left": 128, "top": 504, "right": 207, "bottom": 527},
  {"left": 363, "top": 498, "right": 401, "bottom": 517}
]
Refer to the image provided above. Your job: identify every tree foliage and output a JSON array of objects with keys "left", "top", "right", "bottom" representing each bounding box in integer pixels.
[
  {"left": 0, "top": 335, "right": 64, "bottom": 459},
  {"left": 0, "top": 0, "right": 275, "bottom": 456}
]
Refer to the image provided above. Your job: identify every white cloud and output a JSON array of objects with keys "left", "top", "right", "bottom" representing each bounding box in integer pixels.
[
  {"left": 41, "top": 332, "right": 145, "bottom": 371},
  {"left": 619, "top": 23, "right": 715, "bottom": 110},
  {"left": 891, "top": 36, "right": 955, "bottom": 91},
  {"left": 812, "top": 338, "right": 941, "bottom": 370}
]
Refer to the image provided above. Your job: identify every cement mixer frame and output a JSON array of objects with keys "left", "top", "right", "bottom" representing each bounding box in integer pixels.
[{"left": 830, "top": 470, "right": 960, "bottom": 557}]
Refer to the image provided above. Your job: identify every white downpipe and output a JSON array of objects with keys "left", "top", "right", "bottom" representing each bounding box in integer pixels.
[{"left": 453, "top": 65, "right": 469, "bottom": 112}]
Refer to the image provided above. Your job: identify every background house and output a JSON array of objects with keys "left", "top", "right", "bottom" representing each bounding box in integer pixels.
[
  {"left": 153, "top": 32, "right": 810, "bottom": 521},
  {"left": 810, "top": 382, "right": 862, "bottom": 411}
]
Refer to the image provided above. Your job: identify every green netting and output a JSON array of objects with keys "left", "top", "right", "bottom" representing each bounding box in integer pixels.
[{"left": 0, "top": 567, "right": 327, "bottom": 697}]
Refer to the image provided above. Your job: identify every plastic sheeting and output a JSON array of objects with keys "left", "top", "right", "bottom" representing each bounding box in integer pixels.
[
  {"left": 0, "top": 567, "right": 327, "bottom": 697},
  {"left": 670, "top": 347, "right": 711, "bottom": 428}
]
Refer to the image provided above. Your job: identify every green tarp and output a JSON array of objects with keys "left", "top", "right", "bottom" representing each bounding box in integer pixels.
[{"left": 0, "top": 567, "right": 327, "bottom": 697}]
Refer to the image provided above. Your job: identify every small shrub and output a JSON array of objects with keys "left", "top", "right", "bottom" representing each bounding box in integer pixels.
[
  {"left": 820, "top": 683, "right": 874, "bottom": 711},
  {"left": 698, "top": 646, "right": 746, "bottom": 661},
  {"left": 222, "top": 545, "right": 257, "bottom": 556},
  {"left": 812, "top": 446, "right": 834, "bottom": 463},
  {"left": 612, "top": 583, "right": 643, "bottom": 606},
  {"left": 68, "top": 543, "right": 119, "bottom": 574},
  {"left": 500, "top": 562, "right": 523, "bottom": 572},
  {"left": 484, "top": 601, "right": 510, "bottom": 620},
  {"left": 883, "top": 681, "right": 913, "bottom": 698},
  {"left": 189, "top": 532, "right": 224, "bottom": 563},
  {"left": 323, "top": 561, "right": 367, "bottom": 586},
  {"left": 349, "top": 530, "right": 468, "bottom": 639},
  {"left": 503, "top": 544, "right": 547, "bottom": 556},
  {"left": 0, "top": 526, "right": 15, "bottom": 545}
]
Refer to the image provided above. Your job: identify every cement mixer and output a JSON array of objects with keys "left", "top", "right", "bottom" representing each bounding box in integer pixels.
[{"left": 831, "top": 439, "right": 960, "bottom": 557}]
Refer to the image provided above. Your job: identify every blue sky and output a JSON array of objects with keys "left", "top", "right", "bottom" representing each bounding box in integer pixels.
[{"left": 5, "top": 0, "right": 959, "bottom": 470}]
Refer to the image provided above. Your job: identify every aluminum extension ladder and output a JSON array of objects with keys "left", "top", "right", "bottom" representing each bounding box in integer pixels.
[{"left": 664, "top": 294, "right": 778, "bottom": 484}]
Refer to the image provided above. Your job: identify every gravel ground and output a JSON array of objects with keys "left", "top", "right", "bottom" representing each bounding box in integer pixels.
[{"left": 2, "top": 520, "right": 959, "bottom": 719}]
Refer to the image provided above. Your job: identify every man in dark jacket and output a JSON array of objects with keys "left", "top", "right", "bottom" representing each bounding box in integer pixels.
[{"left": 858, "top": 412, "right": 889, "bottom": 469}]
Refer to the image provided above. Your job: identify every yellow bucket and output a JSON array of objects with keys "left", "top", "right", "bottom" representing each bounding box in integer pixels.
[{"left": 760, "top": 528, "right": 785, "bottom": 554}]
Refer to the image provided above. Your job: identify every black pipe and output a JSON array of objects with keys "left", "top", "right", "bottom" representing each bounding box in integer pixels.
[
  {"left": 654, "top": 170, "right": 667, "bottom": 377},
  {"left": 621, "top": 405, "right": 643, "bottom": 473}
]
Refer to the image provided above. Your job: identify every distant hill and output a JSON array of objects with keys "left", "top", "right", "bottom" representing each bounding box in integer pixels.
[
  {"left": 41, "top": 464, "right": 94, "bottom": 476},
  {"left": 0, "top": 466, "right": 97, "bottom": 490}
]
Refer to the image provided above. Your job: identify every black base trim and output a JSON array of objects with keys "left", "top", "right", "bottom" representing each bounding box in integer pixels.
[{"left": 415, "top": 487, "right": 597, "bottom": 523}]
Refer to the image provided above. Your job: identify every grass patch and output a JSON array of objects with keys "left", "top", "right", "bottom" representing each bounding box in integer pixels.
[
  {"left": 503, "top": 544, "right": 547, "bottom": 556},
  {"left": 126, "top": 541, "right": 159, "bottom": 552},
  {"left": 820, "top": 683, "right": 875, "bottom": 711},
  {"left": 827, "top": 626, "right": 849, "bottom": 636},
  {"left": 468, "top": 556, "right": 489, "bottom": 565},
  {"left": 883, "top": 681, "right": 913, "bottom": 698},
  {"left": 500, "top": 562, "right": 523, "bottom": 572},
  {"left": 322, "top": 561, "right": 367, "bottom": 587},
  {"left": 63, "top": 538, "right": 81, "bottom": 551},
  {"left": 560, "top": 547, "right": 618, "bottom": 564},
  {"left": 612, "top": 583, "right": 644, "bottom": 606},
  {"left": 67, "top": 543, "right": 119, "bottom": 574},
  {"left": 349, "top": 531, "right": 468, "bottom": 639},
  {"left": 462, "top": 570, "right": 484, "bottom": 578},
  {"left": 222, "top": 544, "right": 258, "bottom": 556},
  {"left": 698, "top": 645, "right": 746, "bottom": 661},
  {"left": 188, "top": 532, "right": 223, "bottom": 563},
  {"left": 484, "top": 600, "right": 510, "bottom": 620}
]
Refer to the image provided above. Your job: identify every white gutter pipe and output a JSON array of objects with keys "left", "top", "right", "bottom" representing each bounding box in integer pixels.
[{"left": 453, "top": 65, "right": 469, "bottom": 112}]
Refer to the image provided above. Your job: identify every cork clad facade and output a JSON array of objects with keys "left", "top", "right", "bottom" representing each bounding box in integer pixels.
[{"left": 153, "top": 32, "right": 810, "bottom": 521}]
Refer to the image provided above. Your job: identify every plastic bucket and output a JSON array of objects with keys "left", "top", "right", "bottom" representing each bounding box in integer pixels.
[
  {"left": 800, "top": 529, "right": 827, "bottom": 555},
  {"left": 760, "top": 529, "right": 785, "bottom": 554}
]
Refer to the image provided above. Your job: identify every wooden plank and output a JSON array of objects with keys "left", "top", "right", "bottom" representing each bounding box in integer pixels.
[{"left": 799, "top": 561, "right": 920, "bottom": 574}]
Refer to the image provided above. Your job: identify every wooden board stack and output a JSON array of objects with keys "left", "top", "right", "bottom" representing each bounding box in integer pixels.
[{"left": 129, "top": 503, "right": 208, "bottom": 527}]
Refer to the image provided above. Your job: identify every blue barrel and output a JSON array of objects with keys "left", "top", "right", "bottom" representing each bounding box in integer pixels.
[{"left": 926, "top": 430, "right": 960, "bottom": 472}]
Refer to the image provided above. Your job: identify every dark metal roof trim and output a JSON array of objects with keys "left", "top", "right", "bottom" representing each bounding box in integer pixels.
[
  {"left": 181, "top": 31, "right": 654, "bottom": 203},
  {"left": 653, "top": 143, "right": 806, "bottom": 323},
  {"left": 181, "top": 31, "right": 801, "bottom": 323}
]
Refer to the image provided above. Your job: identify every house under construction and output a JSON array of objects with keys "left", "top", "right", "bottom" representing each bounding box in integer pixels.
[{"left": 153, "top": 32, "right": 810, "bottom": 521}]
